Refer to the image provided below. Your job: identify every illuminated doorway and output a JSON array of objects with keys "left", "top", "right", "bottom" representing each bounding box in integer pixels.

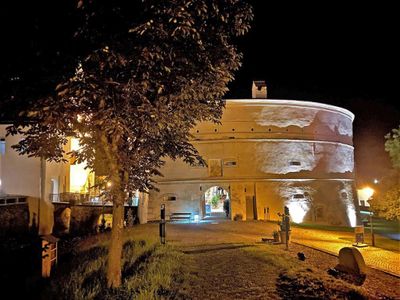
[{"left": 204, "top": 186, "right": 230, "bottom": 219}]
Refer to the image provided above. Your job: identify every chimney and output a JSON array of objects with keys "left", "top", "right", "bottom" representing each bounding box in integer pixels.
[{"left": 252, "top": 80, "right": 267, "bottom": 99}]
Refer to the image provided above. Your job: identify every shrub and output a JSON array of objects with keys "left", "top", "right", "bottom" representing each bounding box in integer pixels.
[{"left": 233, "top": 214, "right": 243, "bottom": 221}]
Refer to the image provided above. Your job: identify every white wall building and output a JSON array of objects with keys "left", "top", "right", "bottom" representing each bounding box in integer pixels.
[{"left": 0, "top": 125, "right": 68, "bottom": 234}]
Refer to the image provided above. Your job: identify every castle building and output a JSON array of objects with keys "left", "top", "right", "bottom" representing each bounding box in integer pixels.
[
  {"left": 148, "top": 82, "right": 358, "bottom": 226},
  {"left": 1, "top": 82, "right": 359, "bottom": 234}
]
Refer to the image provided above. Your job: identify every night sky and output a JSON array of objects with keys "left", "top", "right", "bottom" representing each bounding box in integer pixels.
[
  {"left": 1, "top": 1, "right": 398, "bottom": 184},
  {"left": 227, "top": 1, "right": 399, "bottom": 185}
]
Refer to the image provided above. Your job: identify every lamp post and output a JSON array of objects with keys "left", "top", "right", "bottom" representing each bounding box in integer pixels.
[
  {"left": 369, "top": 202, "right": 375, "bottom": 247},
  {"left": 359, "top": 186, "right": 375, "bottom": 247}
]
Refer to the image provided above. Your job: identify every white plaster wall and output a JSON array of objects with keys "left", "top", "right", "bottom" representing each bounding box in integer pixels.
[
  {"left": 0, "top": 125, "right": 41, "bottom": 197},
  {"left": 0, "top": 125, "right": 69, "bottom": 234}
]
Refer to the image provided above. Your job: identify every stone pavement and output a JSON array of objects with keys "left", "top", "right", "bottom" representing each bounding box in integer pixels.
[
  {"left": 291, "top": 228, "right": 400, "bottom": 276},
  {"left": 131, "top": 219, "right": 400, "bottom": 276}
]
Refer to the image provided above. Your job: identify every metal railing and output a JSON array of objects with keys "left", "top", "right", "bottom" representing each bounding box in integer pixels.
[
  {"left": 0, "top": 195, "right": 27, "bottom": 206},
  {"left": 50, "top": 192, "right": 112, "bottom": 206}
]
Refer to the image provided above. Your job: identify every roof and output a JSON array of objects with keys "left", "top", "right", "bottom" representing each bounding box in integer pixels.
[{"left": 253, "top": 80, "right": 267, "bottom": 88}]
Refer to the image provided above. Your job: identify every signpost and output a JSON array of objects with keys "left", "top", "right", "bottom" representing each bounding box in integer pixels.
[
  {"left": 159, "top": 204, "right": 166, "bottom": 244},
  {"left": 284, "top": 206, "right": 290, "bottom": 250},
  {"left": 370, "top": 211, "right": 375, "bottom": 247},
  {"left": 353, "top": 225, "right": 367, "bottom": 248}
]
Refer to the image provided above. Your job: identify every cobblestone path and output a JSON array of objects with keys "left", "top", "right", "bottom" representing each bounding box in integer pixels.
[{"left": 291, "top": 228, "right": 400, "bottom": 276}]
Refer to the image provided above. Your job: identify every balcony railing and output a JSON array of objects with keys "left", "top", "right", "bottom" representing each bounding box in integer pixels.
[
  {"left": 0, "top": 195, "right": 27, "bottom": 206},
  {"left": 50, "top": 192, "right": 109, "bottom": 205},
  {"left": 51, "top": 192, "right": 138, "bottom": 207}
]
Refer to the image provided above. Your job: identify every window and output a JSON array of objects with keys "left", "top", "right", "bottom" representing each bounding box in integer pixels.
[
  {"left": 162, "top": 194, "right": 177, "bottom": 201},
  {"left": 289, "top": 161, "right": 301, "bottom": 166},
  {"left": 293, "top": 194, "right": 304, "bottom": 199},
  {"left": 0, "top": 138, "right": 5, "bottom": 155},
  {"left": 224, "top": 159, "right": 237, "bottom": 167},
  {"left": 18, "top": 197, "right": 27, "bottom": 203}
]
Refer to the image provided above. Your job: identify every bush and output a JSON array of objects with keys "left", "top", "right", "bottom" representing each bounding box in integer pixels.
[
  {"left": 233, "top": 214, "right": 243, "bottom": 221},
  {"left": 210, "top": 195, "right": 220, "bottom": 209}
]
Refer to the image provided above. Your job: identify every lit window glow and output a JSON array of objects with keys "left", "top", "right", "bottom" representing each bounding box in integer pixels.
[{"left": 70, "top": 138, "right": 92, "bottom": 193}]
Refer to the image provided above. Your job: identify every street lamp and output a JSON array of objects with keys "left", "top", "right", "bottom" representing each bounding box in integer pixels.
[
  {"left": 369, "top": 209, "right": 375, "bottom": 247},
  {"left": 361, "top": 186, "right": 375, "bottom": 247}
]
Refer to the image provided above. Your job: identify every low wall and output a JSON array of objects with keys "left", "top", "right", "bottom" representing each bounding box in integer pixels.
[
  {"left": 0, "top": 203, "right": 30, "bottom": 236},
  {"left": 53, "top": 203, "right": 138, "bottom": 236}
]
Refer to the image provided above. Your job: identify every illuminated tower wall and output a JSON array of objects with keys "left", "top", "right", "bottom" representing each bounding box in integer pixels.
[{"left": 148, "top": 99, "right": 357, "bottom": 226}]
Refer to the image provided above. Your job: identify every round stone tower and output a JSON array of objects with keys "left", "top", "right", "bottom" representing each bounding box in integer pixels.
[{"left": 148, "top": 86, "right": 357, "bottom": 226}]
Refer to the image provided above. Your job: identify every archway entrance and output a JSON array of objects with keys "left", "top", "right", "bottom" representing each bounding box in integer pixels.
[{"left": 204, "top": 186, "right": 230, "bottom": 220}]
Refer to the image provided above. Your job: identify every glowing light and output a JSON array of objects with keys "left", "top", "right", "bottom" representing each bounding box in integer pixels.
[
  {"left": 70, "top": 138, "right": 91, "bottom": 193},
  {"left": 373, "top": 179, "right": 379, "bottom": 184},
  {"left": 226, "top": 99, "right": 355, "bottom": 122},
  {"left": 107, "top": 181, "right": 112, "bottom": 188},
  {"left": 256, "top": 141, "right": 354, "bottom": 175},
  {"left": 346, "top": 205, "right": 357, "bottom": 227},
  {"left": 359, "top": 187, "right": 374, "bottom": 200},
  {"left": 340, "top": 183, "right": 357, "bottom": 227},
  {"left": 286, "top": 201, "right": 309, "bottom": 223}
]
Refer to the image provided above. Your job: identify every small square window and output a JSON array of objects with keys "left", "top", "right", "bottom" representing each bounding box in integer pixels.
[
  {"left": 224, "top": 159, "right": 237, "bottom": 167},
  {"left": 162, "top": 194, "right": 177, "bottom": 201},
  {"left": 0, "top": 138, "right": 5, "bottom": 155}
]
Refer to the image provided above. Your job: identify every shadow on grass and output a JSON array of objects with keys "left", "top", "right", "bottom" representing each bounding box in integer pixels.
[{"left": 276, "top": 271, "right": 366, "bottom": 300}]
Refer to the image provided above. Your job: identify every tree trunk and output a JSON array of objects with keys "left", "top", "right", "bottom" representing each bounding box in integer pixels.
[
  {"left": 107, "top": 201, "right": 125, "bottom": 288},
  {"left": 99, "top": 132, "right": 126, "bottom": 288}
]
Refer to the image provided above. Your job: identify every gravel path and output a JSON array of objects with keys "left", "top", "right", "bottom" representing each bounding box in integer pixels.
[
  {"left": 176, "top": 242, "right": 400, "bottom": 300},
  {"left": 287, "top": 243, "right": 400, "bottom": 300},
  {"left": 179, "top": 244, "right": 280, "bottom": 300},
  {"left": 126, "top": 220, "right": 400, "bottom": 299}
]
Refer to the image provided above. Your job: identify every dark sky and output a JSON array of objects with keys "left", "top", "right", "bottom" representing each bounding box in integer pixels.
[
  {"left": 227, "top": 1, "right": 399, "bottom": 184},
  {"left": 0, "top": 1, "right": 398, "bottom": 184}
]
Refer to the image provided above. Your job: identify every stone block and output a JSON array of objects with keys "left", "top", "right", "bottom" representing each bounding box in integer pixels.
[{"left": 337, "top": 247, "right": 366, "bottom": 274}]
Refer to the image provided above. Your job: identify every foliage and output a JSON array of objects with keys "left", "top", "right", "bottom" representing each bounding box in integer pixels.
[
  {"left": 126, "top": 208, "right": 135, "bottom": 227},
  {"left": 210, "top": 195, "right": 220, "bottom": 208},
  {"left": 370, "top": 126, "right": 400, "bottom": 220},
  {"left": 6, "top": 0, "right": 253, "bottom": 287},
  {"left": 385, "top": 125, "right": 400, "bottom": 169},
  {"left": 370, "top": 186, "right": 400, "bottom": 221},
  {"left": 233, "top": 213, "right": 243, "bottom": 221},
  {"left": 42, "top": 238, "right": 184, "bottom": 300},
  {"left": 272, "top": 230, "right": 279, "bottom": 242}
]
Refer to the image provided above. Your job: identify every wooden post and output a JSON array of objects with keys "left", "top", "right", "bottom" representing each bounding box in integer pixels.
[
  {"left": 160, "top": 204, "right": 166, "bottom": 244},
  {"left": 370, "top": 212, "right": 375, "bottom": 247},
  {"left": 284, "top": 206, "right": 290, "bottom": 250}
]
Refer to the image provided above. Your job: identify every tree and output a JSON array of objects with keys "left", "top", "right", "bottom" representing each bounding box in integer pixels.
[
  {"left": 370, "top": 187, "right": 400, "bottom": 221},
  {"left": 211, "top": 195, "right": 221, "bottom": 209},
  {"left": 385, "top": 125, "right": 400, "bottom": 169},
  {"left": 7, "top": 0, "right": 253, "bottom": 288},
  {"left": 370, "top": 125, "right": 400, "bottom": 220}
]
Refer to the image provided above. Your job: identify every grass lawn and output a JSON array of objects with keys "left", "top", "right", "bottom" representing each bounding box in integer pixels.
[
  {"left": 42, "top": 232, "right": 185, "bottom": 300},
  {"left": 26, "top": 222, "right": 399, "bottom": 299},
  {"left": 290, "top": 222, "right": 354, "bottom": 232},
  {"left": 242, "top": 245, "right": 367, "bottom": 299}
]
